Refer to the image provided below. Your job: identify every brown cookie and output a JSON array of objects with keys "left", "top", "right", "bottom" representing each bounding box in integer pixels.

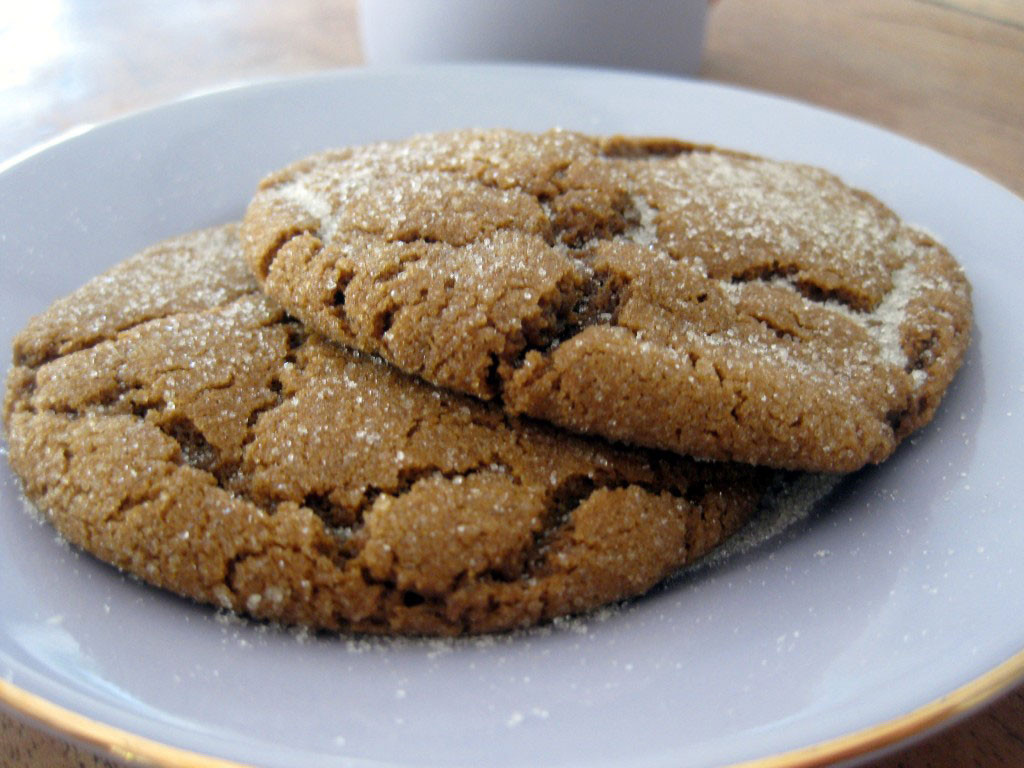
[
  {"left": 3, "top": 225, "right": 779, "bottom": 636},
  {"left": 240, "top": 129, "right": 972, "bottom": 472}
]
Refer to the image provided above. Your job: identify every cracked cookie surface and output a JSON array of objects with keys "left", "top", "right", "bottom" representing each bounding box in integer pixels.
[
  {"left": 3, "top": 225, "right": 778, "bottom": 635},
  {"left": 241, "top": 129, "right": 972, "bottom": 472}
]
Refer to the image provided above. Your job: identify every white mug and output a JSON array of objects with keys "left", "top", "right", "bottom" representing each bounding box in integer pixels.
[{"left": 360, "top": 0, "right": 708, "bottom": 76}]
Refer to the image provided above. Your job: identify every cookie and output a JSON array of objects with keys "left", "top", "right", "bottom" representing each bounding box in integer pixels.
[
  {"left": 240, "top": 129, "right": 972, "bottom": 472},
  {"left": 3, "top": 225, "right": 778, "bottom": 636}
]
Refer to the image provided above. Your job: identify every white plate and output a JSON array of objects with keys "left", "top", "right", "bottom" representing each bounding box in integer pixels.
[{"left": 1, "top": 65, "right": 1022, "bottom": 768}]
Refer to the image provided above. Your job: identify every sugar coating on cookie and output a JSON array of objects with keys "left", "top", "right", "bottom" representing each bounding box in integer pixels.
[
  {"left": 241, "top": 129, "right": 972, "bottom": 472},
  {"left": 3, "top": 225, "right": 780, "bottom": 635}
]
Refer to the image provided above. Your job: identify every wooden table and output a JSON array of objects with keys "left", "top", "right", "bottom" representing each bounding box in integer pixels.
[{"left": 1, "top": 1, "right": 1021, "bottom": 765}]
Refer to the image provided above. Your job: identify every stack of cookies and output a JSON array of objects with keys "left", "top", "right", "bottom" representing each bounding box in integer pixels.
[{"left": 2, "top": 130, "right": 972, "bottom": 635}]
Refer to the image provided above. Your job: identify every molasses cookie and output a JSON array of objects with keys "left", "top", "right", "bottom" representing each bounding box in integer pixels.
[
  {"left": 240, "top": 129, "right": 972, "bottom": 472},
  {"left": 3, "top": 225, "right": 777, "bottom": 635}
]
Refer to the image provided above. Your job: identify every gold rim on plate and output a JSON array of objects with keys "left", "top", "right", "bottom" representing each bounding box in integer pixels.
[{"left": 1, "top": 647, "right": 1022, "bottom": 768}]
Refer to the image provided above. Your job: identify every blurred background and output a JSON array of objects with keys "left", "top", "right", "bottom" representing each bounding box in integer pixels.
[
  {"left": 0, "top": 1, "right": 1022, "bottom": 766},
  {"left": 1, "top": 0, "right": 1022, "bottom": 196}
]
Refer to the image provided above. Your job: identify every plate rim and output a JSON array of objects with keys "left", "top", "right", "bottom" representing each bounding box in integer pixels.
[
  {"left": 1, "top": 64, "right": 1022, "bottom": 768},
  {"left": 4, "top": 61, "right": 1020, "bottom": 203},
  {"left": 3, "top": 650, "right": 1022, "bottom": 768}
]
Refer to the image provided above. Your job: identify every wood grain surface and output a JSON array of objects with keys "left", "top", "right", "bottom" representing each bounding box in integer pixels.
[{"left": 1, "top": 1, "right": 1022, "bottom": 766}]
